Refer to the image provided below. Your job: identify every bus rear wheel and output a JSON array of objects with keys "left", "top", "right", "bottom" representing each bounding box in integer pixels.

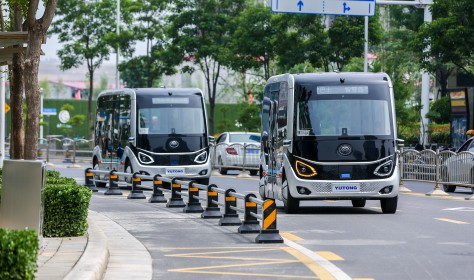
[
  {"left": 283, "top": 178, "right": 299, "bottom": 214},
  {"left": 380, "top": 196, "right": 398, "bottom": 214}
]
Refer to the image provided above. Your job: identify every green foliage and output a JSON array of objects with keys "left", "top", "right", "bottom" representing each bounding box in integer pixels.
[
  {"left": 426, "top": 96, "right": 450, "bottom": 124},
  {"left": 43, "top": 180, "right": 92, "bottom": 237},
  {"left": 430, "top": 127, "right": 451, "bottom": 144},
  {"left": 236, "top": 103, "right": 261, "bottom": 132},
  {"left": 0, "top": 228, "right": 38, "bottom": 280},
  {"left": 415, "top": 0, "right": 474, "bottom": 76}
]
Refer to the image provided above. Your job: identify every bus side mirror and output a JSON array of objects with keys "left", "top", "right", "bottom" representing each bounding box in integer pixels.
[{"left": 128, "top": 137, "right": 136, "bottom": 146}]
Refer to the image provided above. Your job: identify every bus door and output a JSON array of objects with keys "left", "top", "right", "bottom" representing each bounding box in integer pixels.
[{"left": 268, "top": 99, "right": 278, "bottom": 184}]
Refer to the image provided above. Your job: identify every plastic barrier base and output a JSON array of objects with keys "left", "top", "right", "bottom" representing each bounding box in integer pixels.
[
  {"left": 148, "top": 194, "right": 167, "bottom": 203},
  {"left": 238, "top": 221, "right": 261, "bottom": 234},
  {"left": 166, "top": 198, "right": 186, "bottom": 208},
  {"left": 127, "top": 190, "right": 146, "bottom": 199},
  {"left": 255, "top": 229, "right": 284, "bottom": 243},
  {"left": 183, "top": 202, "right": 204, "bottom": 213},
  {"left": 219, "top": 214, "right": 242, "bottom": 226},
  {"left": 104, "top": 188, "right": 122, "bottom": 195},
  {"left": 201, "top": 207, "right": 222, "bottom": 219}
]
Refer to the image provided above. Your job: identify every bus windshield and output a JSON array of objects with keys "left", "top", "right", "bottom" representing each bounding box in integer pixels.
[
  {"left": 296, "top": 84, "right": 392, "bottom": 137},
  {"left": 137, "top": 96, "right": 205, "bottom": 135}
]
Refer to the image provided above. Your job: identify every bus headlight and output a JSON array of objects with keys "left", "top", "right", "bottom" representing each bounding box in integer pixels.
[
  {"left": 295, "top": 160, "right": 317, "bottom": 177},
  {"left": 374, "top": 159, "right": 393, "bottom": 176},
  {"left": 194, "top": 151, "right": 208, "bottom": 164},
  {"left": 138, "top": 152, "right": 154, "bottom": 164}
]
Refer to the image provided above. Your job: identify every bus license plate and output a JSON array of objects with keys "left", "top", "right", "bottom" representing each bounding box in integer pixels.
[
  {"left": 166, "top": 168, "right": 185, "bottom": 176},
  {"left": 331, "top": 183, "right": 360, "bottom": 192}
]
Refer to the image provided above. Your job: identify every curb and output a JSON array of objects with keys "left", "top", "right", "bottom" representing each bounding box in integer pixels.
[{"left": 64, "top": 211, "right": 109, "bottom": 280}]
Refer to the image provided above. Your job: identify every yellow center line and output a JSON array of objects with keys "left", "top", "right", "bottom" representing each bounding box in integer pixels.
[
  {"left": 168, "top": 269, "right": 319, "bottom": 279},
  {"left": 281, "top": 232, "right": 304, "bottom": 241},
  {"left": 435, "top": 218, "right": 470, "bottom": 225},
  {"left": 282, "top": 247, "right": 336, "bottom": 280},
  {"left": 165, "top": 248, "right": 282, "bottom": 257},
  {"left": 316, "top": 251, "right": 344, "bottom": 261}
]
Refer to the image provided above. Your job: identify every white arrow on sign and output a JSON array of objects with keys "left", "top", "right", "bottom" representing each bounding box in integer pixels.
[{"left": 271, "top": 0, "right": 376, "bottom": 17}]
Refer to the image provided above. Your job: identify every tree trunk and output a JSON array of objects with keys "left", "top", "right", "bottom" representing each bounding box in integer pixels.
[
  {"left": 9, "top": 2, "right": 25, "bottom": 159},
  {"left": 17, "top": 0, "right": 57, "bottom": 159},
  {"left": 23, "top": 29, "right": 43, "bottom": 160},
  {"left": 10, "top": 53, "right": 25, "bottom": 159}
]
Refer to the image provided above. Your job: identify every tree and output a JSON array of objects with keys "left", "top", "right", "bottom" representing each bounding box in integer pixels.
[
  {"left": 117, "top": 0, "right": 175, "bottom": 88},
  {"left": 328, "top": 16, "right": 382, "bottom": 71},
  {"left": 227, "top": 3, "right": 277, "bottom": 81},
  {"left": 50, "top": 0, "right": 118, "bottom": 138},
  {"left": 415, "top": 0, "right": 474, "bottom": 80},
  {"left": 5, "top": 0, "right": 57, "bottom": 159}
]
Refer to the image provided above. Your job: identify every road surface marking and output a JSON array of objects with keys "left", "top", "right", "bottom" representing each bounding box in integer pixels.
[
  {"left": 281, "top": 232, "right": 304, "bottom": 241},
  {"left": 283, "top": 247, "right": 336, "bottom": 280},
  {"left": 443, "top": 207, "right": 474, "bottom": 212},
  {"left": 284, "top": 238, "right": 352, "bottom": 280},
  {"left": 317, "top": 251, "right": 344, "bottom": 261},
  {"left": 435, "top": 218, "right": 469, "bottom": 225}
]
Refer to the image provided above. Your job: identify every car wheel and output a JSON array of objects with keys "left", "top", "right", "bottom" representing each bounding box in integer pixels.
[
  {"left": 380, "top": 196, "right": 398, "bottom": 214},
  {"left": 93, "top": 160, "right": 107, "bottom": 188},
  {"left": 218, "top": 157, "right": 227, "bottom": 175},
  {"left": 442, "top": 185, "right": 456, "bottom": 192},
  {"left": 351, "top": 199, "right": 366, "bottom": 208},
  {"left": 282, "top": 176, "right": 299, "bottom": 214},
  {"left": 250, "top": 170, "right": 258, "bottom": 176}
]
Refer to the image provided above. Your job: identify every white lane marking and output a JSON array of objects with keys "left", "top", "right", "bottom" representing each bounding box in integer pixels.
[
  {"left": 283, "top": 238, "right": 352, "bottom": 280},
  {"left": 443, "top": 207, "right": 474, "bottom": 212}
]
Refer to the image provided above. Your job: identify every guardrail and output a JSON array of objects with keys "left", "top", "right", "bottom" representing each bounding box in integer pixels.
[
  {"left": 400, "top": 148, "right": 474, "bottom": 199},
  {"left": 83, "top": 168, "right": 283, "bottom": 243},
  {"left": 37, "top": 137, "right": 93, "bottom": 164},
  {"left": 211, "top": 143, "right": 260, "bottom": 177}
]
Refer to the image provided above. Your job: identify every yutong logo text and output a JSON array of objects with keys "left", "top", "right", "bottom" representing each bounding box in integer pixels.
[{"left": 334, "top": 186, "right": 358, "bottom": 191}]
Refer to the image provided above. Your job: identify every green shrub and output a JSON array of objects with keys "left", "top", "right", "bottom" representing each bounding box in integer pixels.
[
  {"left": 0, "top": 228, "right": 38, "bottom": 280},
  {"left": 46, "top": 170, "right": 61, "bottom": 179},
  {"left": 46, "top": 176, "right": 78, "bottom": 186},
  {"left": 43, "top": 184, "right": 92, "bottom": 237}
]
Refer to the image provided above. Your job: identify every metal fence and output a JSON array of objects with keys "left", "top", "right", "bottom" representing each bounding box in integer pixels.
[
  {"left": 5, "top": 136, "right": 93, "bottom": 164},
  {"left": 400, "top": 148, "right": 474, "bottom": 197}
]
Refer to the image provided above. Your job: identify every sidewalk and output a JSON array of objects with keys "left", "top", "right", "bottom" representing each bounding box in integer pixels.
[{"left": 36, "top": 210, "right": 152, "bottom": 280}]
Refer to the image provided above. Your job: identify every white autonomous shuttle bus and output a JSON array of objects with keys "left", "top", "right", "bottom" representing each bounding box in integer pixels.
[
  {"left": 259, "top": 73, "right": 401, "bottom": 214},
  {"left": 92, "top": 88, "right": 212, "bottom": 186}
]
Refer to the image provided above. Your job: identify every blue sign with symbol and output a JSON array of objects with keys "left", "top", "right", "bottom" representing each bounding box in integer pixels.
[{"left": 271, "top": 0, "right": 376, "bottom": 17}]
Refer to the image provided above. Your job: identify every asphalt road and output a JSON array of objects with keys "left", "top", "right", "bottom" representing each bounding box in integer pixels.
[{"left": 54, "top": 163, "right": 474, "bottom": 280}]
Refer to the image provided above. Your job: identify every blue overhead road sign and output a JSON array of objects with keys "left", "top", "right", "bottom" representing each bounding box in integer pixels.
[{"left": 271, "top": 0, "right": 376, "bottom": 16}]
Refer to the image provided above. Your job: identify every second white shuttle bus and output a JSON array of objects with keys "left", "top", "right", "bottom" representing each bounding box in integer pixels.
[{"left": 260, "top": 73, "right": 402, "bottom": 214}]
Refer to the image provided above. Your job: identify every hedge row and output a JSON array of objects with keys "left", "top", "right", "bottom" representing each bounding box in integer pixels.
[
  {"left": 0, "top": 228, "right": 38, "bottom": 280},
  {"left": 0, "top": 168, "right": 92, "bottom": 278}
]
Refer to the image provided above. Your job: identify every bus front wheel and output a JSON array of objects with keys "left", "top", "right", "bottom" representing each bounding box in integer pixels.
[
  {"left": 380, "top": 196, "right": 398, "bottom": 214},
  {"left": 282, "top": 178, "right": 299, "bottom": 214}
]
